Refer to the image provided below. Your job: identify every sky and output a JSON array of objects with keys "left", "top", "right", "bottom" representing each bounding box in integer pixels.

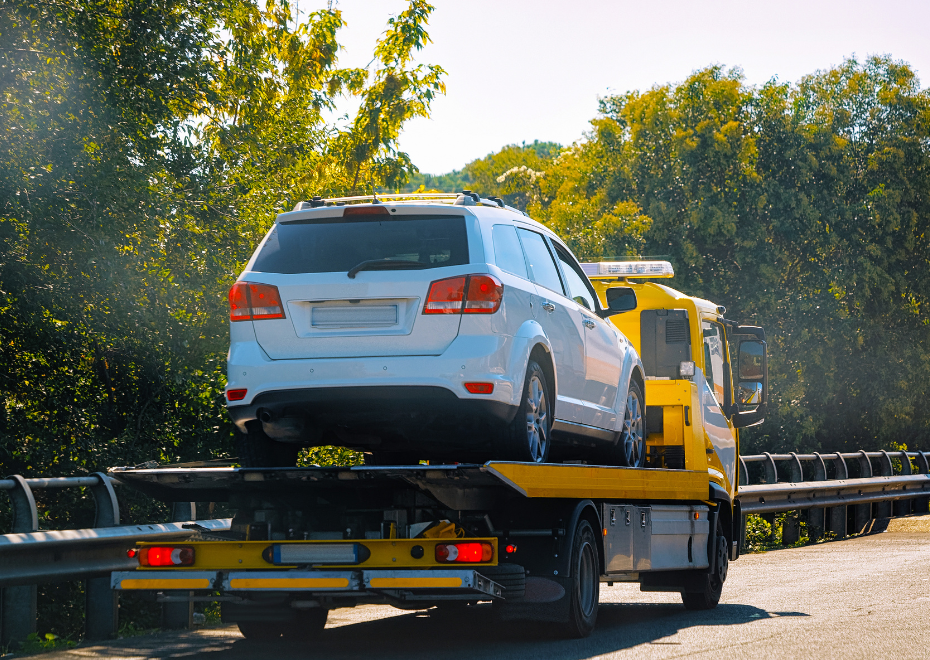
[{"left": 308, "top": 0, "right": 930, "bottom": 174}]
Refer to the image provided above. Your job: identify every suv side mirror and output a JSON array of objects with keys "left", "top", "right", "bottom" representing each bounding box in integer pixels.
[
  {"left": 598, "top": 287, "right": 637, "bottom": 318},
  {"left": 732, "top": 339, "right": 767, "bottom": 428}
]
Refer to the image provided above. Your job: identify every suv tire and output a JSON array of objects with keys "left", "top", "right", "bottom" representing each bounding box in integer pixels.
[
  {"left": 601, "top": 379, "right": 645, "bottom": 467},
  {"left": 497, "top": 360, "right": 551, "bottom": 463}
]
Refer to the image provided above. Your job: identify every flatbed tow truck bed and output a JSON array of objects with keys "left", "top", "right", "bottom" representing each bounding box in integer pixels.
[{"left": 109, "top": 461, "right": 735, "bottom": 639}]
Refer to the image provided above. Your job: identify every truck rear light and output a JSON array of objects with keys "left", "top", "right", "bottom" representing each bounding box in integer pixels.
[
  {"left": 228, "top": 282, "right": 286, "bottom": 322},
  {"left": 226, "top": 389, "right": 247, "bottom": 401},
  {"left": 138, "top": 546, "right": 195, "bottom": 567},
  {"left": 464, "top": 382, "right": 494, "bottom": 394},
  {"left": 423, "top": 275, "right": 503, "bottom": 315},
  {"left": 434, "top": 542, "right": 494, "bottom": 563}
]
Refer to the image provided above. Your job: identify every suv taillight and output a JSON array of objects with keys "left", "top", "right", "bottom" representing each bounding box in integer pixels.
[
  {"left": 229, "top": 282, "right": 286, "bottom": 322},
  {"left": 423, "top": 275, "right": 503, "bottom": 315}
]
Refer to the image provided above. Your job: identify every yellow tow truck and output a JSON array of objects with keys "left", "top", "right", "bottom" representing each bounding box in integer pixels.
[{"left": 109, "top": 260, "right": 768, "bottom": 640}]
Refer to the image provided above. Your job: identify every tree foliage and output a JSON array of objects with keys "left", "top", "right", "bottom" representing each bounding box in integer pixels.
[
  {"left": 0, "top": 0, "right": 443, "bottom": 482},
  {"left": 1, "top": 0, "right": 443, "bottom": 639},
  {"left": 488, "top": 58, "right": 930, "bottom": 454}
]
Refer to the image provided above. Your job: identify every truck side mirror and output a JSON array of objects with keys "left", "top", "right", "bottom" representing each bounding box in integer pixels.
[
  {"left": 732, "top": 339, "right": 767, "bottom": 428},
  {"left": 598, "top": 287, "right": 637, "bottom": 319}
]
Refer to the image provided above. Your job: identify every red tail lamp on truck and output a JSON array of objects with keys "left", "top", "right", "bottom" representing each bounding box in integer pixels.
[
  {"left": 129, "top": 546, "right": 195, "bottom": 567},
  {"left": 434, "top": 542, "right": 494, "bottom": 563}
]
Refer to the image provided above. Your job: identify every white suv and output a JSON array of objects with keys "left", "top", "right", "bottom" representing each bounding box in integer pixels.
[{"left": 226, "top": 192, "right": 645, "bottom": 467}]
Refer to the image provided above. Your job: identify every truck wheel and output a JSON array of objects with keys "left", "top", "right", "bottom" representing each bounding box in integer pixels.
[
  {"left": 480, "top": 563, "right": 527, "bottom": 600},
  {"left": 237, "top": 424, "right": 300, "bottom": 468},
  {"left": 565, "top": 519, "right": 599, "bottom": 638},
  {"left": 498, "top": 360, "right": 551, "bottom": 463},
  {"left": 618, "top": 380, "right": 645, "bottom": 467},
  {"left": 681, "top": 532, "right": 728, "bottom": 610}
]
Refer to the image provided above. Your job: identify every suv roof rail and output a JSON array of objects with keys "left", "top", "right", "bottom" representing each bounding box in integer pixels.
[{"left": 292, "top": 192, "right": 529, "bottom": 217}]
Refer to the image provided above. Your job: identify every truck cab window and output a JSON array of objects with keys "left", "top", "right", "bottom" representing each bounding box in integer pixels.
[{"left": 702, "top": 321, "right": 728, "bottom": 405}]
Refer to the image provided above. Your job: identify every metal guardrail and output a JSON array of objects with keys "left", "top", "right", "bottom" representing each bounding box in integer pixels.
[
  {"left": 0, "top": 472, "right": 229, "bottom": 647},
  {"left": 736, "top": 450, "right": 930, "bottom": 546}
]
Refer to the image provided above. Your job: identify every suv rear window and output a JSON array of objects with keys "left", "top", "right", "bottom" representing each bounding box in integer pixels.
[{"left": 251, "top": 215, "right": 469, "bottom": 274}]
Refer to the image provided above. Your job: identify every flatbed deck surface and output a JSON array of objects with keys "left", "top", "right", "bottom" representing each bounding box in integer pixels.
[{"left": 110, "top": 463, "right": 710, "bottom": 503}]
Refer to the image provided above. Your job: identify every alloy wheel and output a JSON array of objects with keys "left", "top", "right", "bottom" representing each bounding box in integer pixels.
[
  {"left": 622, "top": 388, "right": 645, "bottom": 466},
  {"left": 524, "top": 374, "right": 549, "bottom": 463}
]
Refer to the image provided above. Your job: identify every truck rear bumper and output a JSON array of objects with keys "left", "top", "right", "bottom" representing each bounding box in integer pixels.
[{"left": 112, "top": 569, "right": 504, "bottom": 600}]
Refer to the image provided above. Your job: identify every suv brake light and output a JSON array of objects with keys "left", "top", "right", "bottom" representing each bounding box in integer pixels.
[
  {"left": 424, "top": 275, "right": 502, "bottom": 315},
  {"left": 229, "top": 282, "right": 286, "bottom": 322}
]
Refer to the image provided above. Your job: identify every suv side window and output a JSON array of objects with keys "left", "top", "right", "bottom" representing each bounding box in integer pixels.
[
  {"left": 516, "top": 228, "right": 565, "bottom": 295},
  {"left": 491, "top": 224, "right": 529, "bottom": 279},
  {"left": 553, "top": 244, "right": 597, "bottom": 311}
]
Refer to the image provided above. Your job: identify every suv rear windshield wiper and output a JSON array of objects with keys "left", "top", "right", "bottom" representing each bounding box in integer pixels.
[{"left": 347, "top": 259, "right": 431, "bottom": 279}]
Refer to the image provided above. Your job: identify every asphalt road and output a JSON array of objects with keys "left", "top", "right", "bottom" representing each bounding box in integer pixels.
[{"left": 27, "top": 516, "right": 930, "bottom": 660}]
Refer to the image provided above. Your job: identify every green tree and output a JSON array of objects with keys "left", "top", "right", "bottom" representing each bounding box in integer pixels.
[
  {"left": 518, "top": 58, "right": 930, "bottom": 454},
  {"left": 1, "top": 0, "right": 444, "bottom": 639}
]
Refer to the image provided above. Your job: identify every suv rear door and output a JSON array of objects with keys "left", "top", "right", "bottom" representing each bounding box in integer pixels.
[
  {"left": 515, "top": 227, "right": 587, "bottom": 424},
  {"left": 245, "top": 211, "right": 471, "bottom": 359}
]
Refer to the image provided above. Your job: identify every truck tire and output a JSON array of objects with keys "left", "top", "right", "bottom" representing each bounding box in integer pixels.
[
  {"left": 497, "top": 360, "right": 551, "bottom": 463},
  {"left": 480, "top": 563, "right": 527, "bottom": 600},
  {"left": 237, "top": 608, "right": 327, "bottom": 641},
  {"left": 237, "top": 424, "right": 300, "bottom": 468},
  {"left": 565, "top": 519, "right": 599, "bottom": 637},
  {"left": 681, "top": 531, "right": 728, "bottom": 610}
]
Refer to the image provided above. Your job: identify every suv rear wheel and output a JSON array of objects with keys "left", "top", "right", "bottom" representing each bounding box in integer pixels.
[
  {"left": 600, "top": 379, "right": 645, "bottom": 467},
  {"left": 497, "top": 360, "right": 551, "bottom": 463}
]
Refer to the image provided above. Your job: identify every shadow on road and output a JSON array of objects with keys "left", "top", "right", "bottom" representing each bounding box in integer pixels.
[{"left": 188, "top": 603, "right": 808, "bottom": 660}]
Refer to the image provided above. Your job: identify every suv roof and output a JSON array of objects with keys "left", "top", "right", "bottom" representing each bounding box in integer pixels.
[
  {"left": 275, "top": 192, "right": 560, "bottom": 242},
  {"left": 289, "top": 192, "right": 527, "bottom": 215}
]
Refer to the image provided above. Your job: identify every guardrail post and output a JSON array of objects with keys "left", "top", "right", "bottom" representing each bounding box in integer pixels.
[
  {"left": 854, "top": 451, "right": 874, "bottom": 534},
  {"left": 738, "top": 457, "right": 748, "bottom": 552},
  {"left": 786, "top": 453, "right": 803, "bottom": 483},
  {"left": 827, "top": 453, "right": 848, "bottom": 539},
  {"left": 761, "top": 453, "right": 777, "bottom": 539},
  {"left": 84, "top": 474, "right": 120, "bottom": 641},
  {"left": 875, "top": 451, "right": 894, "bottom": 520},
  {"left": 779, "top": 453, "right": 804, "bottom": 545},
  {"left": 915, "top": 452, "right": 930, "bottom": 514},
  {"left": 894, "top": 452, "right": 913, "bottom": 517},
  {"left": 807, "top": 454, "right": 827, "bottom": 541},
  {"left": 1, "top": 476, "right": 39, "bottom": 648},
  {"left": 781, "top": 514, "right": 801, "bottom": 545},
  {"left": 161, "top": 503, "right": 196, "bottom": 630}
]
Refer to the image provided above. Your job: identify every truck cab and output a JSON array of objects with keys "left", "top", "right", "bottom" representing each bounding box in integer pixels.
[{"left": 583, "top": 260, "right": 768, "bottom": 502}]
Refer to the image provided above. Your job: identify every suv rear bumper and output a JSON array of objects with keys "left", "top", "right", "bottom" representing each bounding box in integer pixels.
[{"left": 228, "top": 386, "right": 518, "bottom": 450}]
